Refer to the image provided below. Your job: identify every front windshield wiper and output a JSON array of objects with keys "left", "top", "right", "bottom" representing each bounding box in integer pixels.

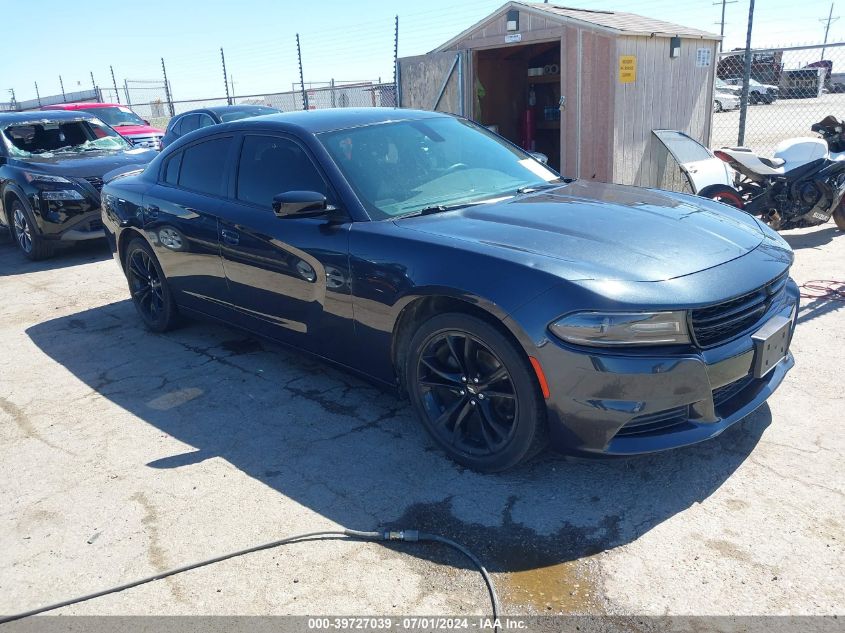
[
  {"left": 402, "top": 200, "right": 490, "bottom": 218},
  {"left": 516, "top": 178, "right": 567, "bottom": 194}
]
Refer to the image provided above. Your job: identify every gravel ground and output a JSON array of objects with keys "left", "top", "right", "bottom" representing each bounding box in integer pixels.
[{"left": 0, "top": 223, "right": 842, "bottom": 623}]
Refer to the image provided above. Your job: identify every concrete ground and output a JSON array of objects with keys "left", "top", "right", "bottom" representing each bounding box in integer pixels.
[{"left": 0, "top": 223, "right": 843, "bottom": 621}]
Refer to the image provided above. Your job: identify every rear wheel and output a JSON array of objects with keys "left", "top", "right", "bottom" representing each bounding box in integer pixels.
[
  {"left": 10, "top": 200, "right": 53, "bottom": 260},
  {"left": 125, "top": 238, "right": 178, "bottom": 332},
  {"left": 405, "top": 313, "right": 548, "bottom": 472},
  {"left": 698, "top": 184, "right": 744, "bottom": 209}
]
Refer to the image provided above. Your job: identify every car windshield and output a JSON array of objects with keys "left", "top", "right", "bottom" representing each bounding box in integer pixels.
[
  {"left": 219, "top": 107, "right": 279, "bottom": 122},
  {"left": 318, "top": 117, "right": 560, "bottom": 219},
  {"left": 80, "top": 106, "right": 146, "bottom": 127},
  {"left": 2, "top": 118, "right": 132, "bottom": 157}
]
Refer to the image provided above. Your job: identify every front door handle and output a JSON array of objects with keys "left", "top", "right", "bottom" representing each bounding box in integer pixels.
[{"left": 220, "top": 228, "right": 240, "bottom": 245}]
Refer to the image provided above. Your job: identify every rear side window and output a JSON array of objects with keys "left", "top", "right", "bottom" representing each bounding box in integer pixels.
[
  {"left": 179, "top": 114, "right": 201, "bottom": 136},
  {"left": 178, "top": 137, "right": 231, "bottom": 196},
  {"left": 198, "top": 113, "right": 216, "bottom": 129},
  {"left": 236, "top": 135, "right": 328, "bottom": 207},
  {"left": 163, "top": 152, "right": 182, "bottom": 185}
]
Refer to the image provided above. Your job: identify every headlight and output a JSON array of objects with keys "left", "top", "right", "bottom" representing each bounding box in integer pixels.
[
  {"left": 40, "top": 190, "right": 85, "bottom": 201},
  {"left": 550, "top": 311, "right": 691, "bottom": 346},
  {"left": 22, "top": 172, "right": 72, "bottom": 184}
]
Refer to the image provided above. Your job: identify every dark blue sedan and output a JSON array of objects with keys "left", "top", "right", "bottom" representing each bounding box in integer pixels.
[{"left": 101, "top": 108, "right": 798, "bottom": 472}]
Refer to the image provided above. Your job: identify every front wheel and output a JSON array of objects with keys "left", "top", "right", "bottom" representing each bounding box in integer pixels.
[
  {"left": 698, "top": 184, "right": 745, "bottom": 209},
  {"left": 10, "top": 200, "right": 53, "bottom": 260},
  {"left": 405, "top": 313, "right": 548, "bottom": 472},
  {"left": 125, "top": 238, "right": 178, "bottom": 332}
]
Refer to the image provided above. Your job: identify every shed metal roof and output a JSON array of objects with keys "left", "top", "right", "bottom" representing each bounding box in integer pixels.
[{"left": 434, "top": 1, "right": 719, "bottom": 52}]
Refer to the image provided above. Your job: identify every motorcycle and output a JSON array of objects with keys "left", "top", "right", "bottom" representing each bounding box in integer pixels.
[{"left": 699, "top": 116, "right": 845, "bottom": 231}]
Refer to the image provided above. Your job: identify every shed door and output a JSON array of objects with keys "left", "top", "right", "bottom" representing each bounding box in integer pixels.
[{"left": 398, "top": 51, "right": 465, "bottom": 115}]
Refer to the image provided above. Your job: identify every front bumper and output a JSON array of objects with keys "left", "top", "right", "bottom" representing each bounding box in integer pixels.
[{"left": 530, "top": 280, "right": 799, "bottom": 456}]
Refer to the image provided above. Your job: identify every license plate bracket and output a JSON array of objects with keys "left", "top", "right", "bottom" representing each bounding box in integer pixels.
[{"left": 751, "top": 315, "right": 791, "bottom": 378}]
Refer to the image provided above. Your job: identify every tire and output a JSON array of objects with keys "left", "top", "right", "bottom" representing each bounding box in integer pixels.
[
  {"left": 833, "top": 201, "right": 845, "bottom": 231},
  {"left": 750, "top": 92, "right": 761, "bottom": 105},
  {"left": 125, "top": 238, "right": 178, "bottom": 333},
  {"left": 714, "top": 100, "right": 723, "bottom": 113},
  {"left": 698, "top": 184, "right": 744, "bottom": 209},
  {"left": 9, "top": 199, "right": 53, "bottom": 261},
  {"left": 405, "top": 312, "right": 548, "bottom": 472}
]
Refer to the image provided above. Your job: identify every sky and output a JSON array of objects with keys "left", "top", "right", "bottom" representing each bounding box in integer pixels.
[{"left": 3, "top": 0, "right": 844, "bottom": 105}]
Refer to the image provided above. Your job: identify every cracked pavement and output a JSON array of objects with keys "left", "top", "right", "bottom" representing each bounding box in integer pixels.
[{"left": 0, "top": 225, "right": 842, "bottom": 618}]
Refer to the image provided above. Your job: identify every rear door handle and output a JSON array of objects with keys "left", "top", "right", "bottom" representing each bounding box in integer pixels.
[{"left": 220, "top": 228, "right": 240, "bottom": 245}]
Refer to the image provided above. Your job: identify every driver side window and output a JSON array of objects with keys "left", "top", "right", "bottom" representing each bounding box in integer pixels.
[{"left": 236, "top": 135, "right": 329, "bottom": 207}]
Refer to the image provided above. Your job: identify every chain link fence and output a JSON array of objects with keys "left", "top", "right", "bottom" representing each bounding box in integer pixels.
[{"left": 712, "top": 42, "right": 845, "bottom": 155}]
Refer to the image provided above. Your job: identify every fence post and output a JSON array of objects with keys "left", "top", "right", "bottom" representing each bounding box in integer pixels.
[
  {"left": 59, "top": 75, "right": 66, "bottom": 102},
  {"left": 110, "top": 66, "right": 121, "bottom": 104},
  {"left": 737, "top": 0, "right": 755, "bottom": 146},
  {"left": 331, "top": 79, "right": 336, "bottom": 107},
  {"left": 297, "top": 34, "right": 309, "bottom": 111},
  {"left": 161, "top": 57, "right": 175, "bottom": 117},
  {"left": 221, "top": 47, "right": 232, "bottom": 105},
  {"left": 124, "top": 79, "right": 132, "bottom": 107},
  {"left": 394, "top": 15, "right": 400, "bottom": 107},
  {"left": 9, "top": 89, "right": 17, "bottom": 111},
  {"left": 34, "top": 82, "right": 42, "bottom": 107}
]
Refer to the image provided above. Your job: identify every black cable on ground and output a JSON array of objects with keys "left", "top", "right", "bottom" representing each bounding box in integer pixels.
[{"left": 0, "top": 528, "right": 500, "bottom": 627}]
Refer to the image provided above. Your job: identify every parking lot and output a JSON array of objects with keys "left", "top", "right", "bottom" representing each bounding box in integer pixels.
[
  {"left": 0, "top": 224, "right": 843, "bottom": 620},
  {"left": 712, "top": 92, "right": 845, "bottom": 153}
]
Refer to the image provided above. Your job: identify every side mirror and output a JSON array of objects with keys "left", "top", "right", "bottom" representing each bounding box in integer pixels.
[
  {"left": 272, "top": 191, "right": 330, "bottom": 218},
  {"left": 529, "top": 151, "right": 549, "bottom": 164}
]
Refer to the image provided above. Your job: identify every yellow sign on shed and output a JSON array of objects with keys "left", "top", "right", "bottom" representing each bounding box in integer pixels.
[{"left": 619, "top": 55, "right": 637, "bottom": 83}]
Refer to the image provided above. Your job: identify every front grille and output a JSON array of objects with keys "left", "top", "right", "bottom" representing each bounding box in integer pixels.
[
  {"left": 83, "top": 176, "right": 104, "bottom": 192},
  {"left": 129, "top": 135, "right": 161, "bottom": 149},
  {"left": 712, "top": 375, "right": 754, "bottom": 407},
  {"left": 691, "top": 273, "right": 788, "bottom": 347},
  {"left": 616, "top": 405, "right": 690, "bottom": 437}
]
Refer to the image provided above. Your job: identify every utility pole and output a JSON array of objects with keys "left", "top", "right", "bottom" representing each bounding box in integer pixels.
[
  {"left": 713, "top": 0, "right": 738, "bottom": 52},
  {"left": 34, "top": 82, "right": 41, "bottom": 107},
  {"left": 59, "top": 75, "right": 67, "bottom": 102},
  {"left": 820, "top": 3, "right": 840, "bottom": 59},
  {"left": 110, "top": 65, "right": 121, "bottom": 103},
  {"left": 738, "top": 0, "right": 755, "bottom": 146},
  {"left": 8, "top": 88, "right": 17, "bottom": 111}
]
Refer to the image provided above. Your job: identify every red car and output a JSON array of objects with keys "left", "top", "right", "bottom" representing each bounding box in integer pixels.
[{"left": 41, "top": 102, "right": 164, "bottom": 150}]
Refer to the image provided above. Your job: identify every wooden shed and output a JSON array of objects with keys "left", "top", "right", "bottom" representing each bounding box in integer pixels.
[{"left": 398, "top": 2, "right": 721, "bottom": 189}]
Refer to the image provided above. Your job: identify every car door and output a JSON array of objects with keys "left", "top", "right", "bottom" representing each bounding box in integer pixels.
[
  {"left": 215, "top": 132, "right": 355, "bottom": 360},
  {"left": 142, "top": 134, "right": 236, "bottom": 319}
]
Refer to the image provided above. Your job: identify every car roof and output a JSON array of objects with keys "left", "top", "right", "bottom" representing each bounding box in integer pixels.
[
  {"left": 222, "top": 107, "right": 451, "bottom": 134},
  {"left": 205, "top": 104, "right": 278, "bottom": 115},
  {"left": 0, "top": 110, "right": 99, "bottom": 125},
  {"left": 41, "top": 102, "right": 121, "bottom": 110}
]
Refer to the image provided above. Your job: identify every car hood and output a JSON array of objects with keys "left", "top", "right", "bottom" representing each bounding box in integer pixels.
[
  {"left": 111, "top": 124, "right": 164, "bottom": 136},
  {"left": 396, "top": 180, "right": 766, "bottom": 282},
  {"left": 11, "top": 148, "right": 158, "bottom": 178}
]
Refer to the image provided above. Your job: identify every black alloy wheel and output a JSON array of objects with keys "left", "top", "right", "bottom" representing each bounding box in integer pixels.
[
  {"left": 407, "top": 313, "right": 547, "bottom": 472},
  {"left": 10, "top": 200, "right": 52, "bottom": 260},
  {"left": 125, "top": 239, "right": 178, "bottom": 332}
]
